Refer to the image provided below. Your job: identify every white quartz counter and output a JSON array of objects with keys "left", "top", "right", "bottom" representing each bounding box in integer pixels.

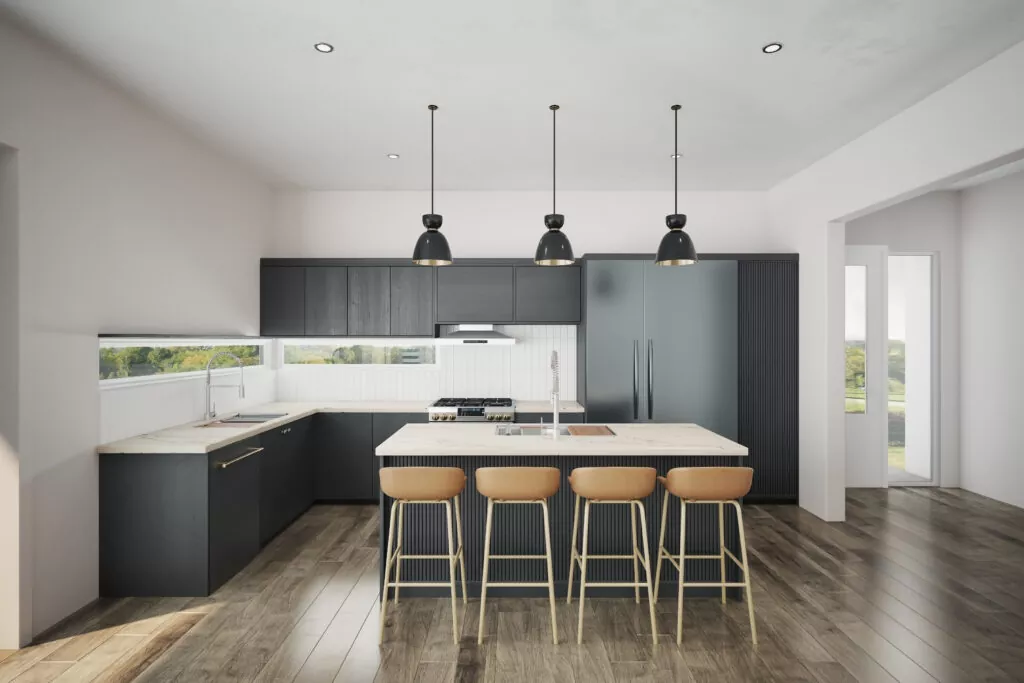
[
  {"left": 375, "top": 423, "right": 748, "bottom": 457},
  {"left": 96, "top": 400, "right": 586, "bottom": 455}
]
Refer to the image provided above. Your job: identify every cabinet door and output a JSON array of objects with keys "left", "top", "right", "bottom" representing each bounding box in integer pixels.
[
  {"left": 644, "top": 260, "right": 738, "bottom": 437},
  {"left": 313, "top": 413, "right": 374, "bottom": 501},
  {"left": 209, "top": 440, "right": 262, "bottom": 592},
  {"left": 515, "top": 266, "right": 581, "bottom": 322},
  {"left": 349, "top": 267, "right": 391, "bottom": 336},
  {"left": 287, "top": 417, "right": 314, "bottom": 522},
  {"left": 259, "top": 429, "right": 288, "bottom": 545},
  {"left": 390, "top": 267, "right": 434, "bottom": 336},
  {"left": 436, "top": 266, "right": 514, "bottom": 323},
  {"left": 306, "top": 267, "right": 348, "bottom": 336},
  {"left": 261, "top": 266, "right": 306, "bottom": 336},
  {"left": 372, "top": 413, "right": 429, "bottom": 499},
  {"left": 583, "top": 260, "right": 646, "bottom": 423}
]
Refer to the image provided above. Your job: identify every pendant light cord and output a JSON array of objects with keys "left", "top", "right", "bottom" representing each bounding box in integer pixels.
[
  {"left": 547, "top": 104, "right": 561, "bottom": 215},
  {"left": 673, "top": 104, "right": 679, "bottom": 215},
  {"left": 430, "top": 105, "right": 435, "bottom": 214}
]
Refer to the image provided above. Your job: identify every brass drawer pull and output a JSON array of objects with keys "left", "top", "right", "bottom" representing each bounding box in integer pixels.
[{"left": 216, "top": 447, "right": 263, "bottom": 469}]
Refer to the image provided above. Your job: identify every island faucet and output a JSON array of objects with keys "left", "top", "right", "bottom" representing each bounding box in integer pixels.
[
  {"left": 551, "top": 350, "right": 560, "bottom": 439},
  {"left": 205, "top": 351, "right": 246, "bottom": 420}
]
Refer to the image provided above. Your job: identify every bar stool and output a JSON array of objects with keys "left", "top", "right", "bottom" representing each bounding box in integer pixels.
[
  {"left": 476, "top": 467, "right": 561, "bottom": 645},
  {"left": 566, "top": 466, "right": 658, "bottom": 645},
  {"left": 654, "top": 467, "right": 756, "bottom": 645},
  {"left": 378, "top": 467, "right": 468, "bottom": 644}
]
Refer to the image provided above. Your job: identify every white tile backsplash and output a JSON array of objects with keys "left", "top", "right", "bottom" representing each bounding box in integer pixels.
[{"left": 278, "top": 325, "right": 577, "bottom": 402}]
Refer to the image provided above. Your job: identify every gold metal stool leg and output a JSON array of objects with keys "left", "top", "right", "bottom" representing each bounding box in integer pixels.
[
  {"left": 677, "top": 500, "right": 687, "bottom": 646},
  {"left": 541, "top": 499, "right": 559, "bottom": 645},
  {"left": 455, "top": 494, "right": 467, "bottom": 604},
  {"left": 444, "top": 499, "right": 459, "bottom": 644},
  {"left": 718, "top": 501, "right": 726, "bottom": 605},
  {"left": 630, "top": 503, "right": 640, "bottom": 604},
  {"left": 394, "top": 501, "right": 405, "bottom": 604},
  {"left": 635, "top": 501, "right": 658, "bottom": 646},
  {"left": 654, "top": 491, "right": 670, "bottom": 602},
  {"left": 566, "top": 493, "right": 580, "bottom": 604},
  {"left": 576, "top": 499, "right": 591, "bottom": 644},
  {"left": 378, "top": 500, "right": 399, "bottom": 644},
  {"left": 732, "top": 501, "right": 758, "bottom": 646},
  {"left": 477, "top": 498, "right": 494, "bottom": 645}
]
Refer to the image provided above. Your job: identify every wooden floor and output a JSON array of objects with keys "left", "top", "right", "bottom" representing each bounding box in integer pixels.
[{"left": 4, "top": 488, "right": 1024, "bottom": 682}]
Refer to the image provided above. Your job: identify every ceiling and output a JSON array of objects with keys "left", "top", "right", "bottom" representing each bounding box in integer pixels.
[{"left": 4, "top": 0, "right": 1024, "bottom": 191}]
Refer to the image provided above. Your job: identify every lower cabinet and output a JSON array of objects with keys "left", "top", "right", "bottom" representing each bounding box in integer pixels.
[
  {"left": 515, "top": 412, "right": 586, "bottom": 424},
  {"left": 209, "top": 440, "right": 262, "bottom": 592},
  {"left": 313, "top": 413, "right": 374, "bottom": 501},
  {"left": 259, "top": 417, "right": 313, "bottom": 545}
]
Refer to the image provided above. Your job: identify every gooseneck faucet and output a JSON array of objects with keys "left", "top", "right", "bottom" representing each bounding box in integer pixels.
[
  {"left": 551, "top": 350, "right": 560, "bottom": 439},
  {"left": 205, "top": 351, "right": 246, "bottom": 420}
]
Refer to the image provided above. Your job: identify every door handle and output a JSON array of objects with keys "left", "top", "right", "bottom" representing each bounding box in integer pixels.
[
  {"left": 633, "top": 340, "right": 640, "bottom": 421},
  {"left": 648, "top": 339, "right": 654, "bottom": 421},
  {"left": 216, "top": 447, "right": 263, "bottom": 469}
]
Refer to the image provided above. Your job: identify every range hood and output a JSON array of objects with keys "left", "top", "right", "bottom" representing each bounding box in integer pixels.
[{"left": 436, "top": 325, "right": 517, "bottom": 345}]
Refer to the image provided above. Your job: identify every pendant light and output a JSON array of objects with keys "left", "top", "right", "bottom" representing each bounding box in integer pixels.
[
  {"left": 535, "top": 104, "right": 575, "bottom": 266},
  {"left": 655, "top": 105, "right": 698, "bottom": 266},
  {"left": 413, "top": 104, "right": 452, "bottom": 266}
]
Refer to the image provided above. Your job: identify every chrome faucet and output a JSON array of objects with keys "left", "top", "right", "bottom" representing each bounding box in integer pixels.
[
  {"left": 205, "top": 351, "right": 246, "bottom": 420},
  {"left": 551, "top": 350, "right": 560, "bottom": 439}
]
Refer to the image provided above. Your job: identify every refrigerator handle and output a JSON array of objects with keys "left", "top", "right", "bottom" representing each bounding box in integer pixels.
[
  {"left": 648, "top": 338, "right": 654, "bottom": 420},
  {"left": 633, "top": 340, "right": 640, "bottom": 420}
]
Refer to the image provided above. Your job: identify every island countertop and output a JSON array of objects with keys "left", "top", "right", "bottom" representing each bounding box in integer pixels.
[{"left": 375, "top": 423, "right": 747, "bottom": 457}]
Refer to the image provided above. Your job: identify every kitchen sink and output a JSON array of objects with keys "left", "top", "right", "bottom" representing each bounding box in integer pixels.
[
  {"left": 494, "top": 424, "right": 571, "bottom": 437},
  {"left": 197, "top": 413, "right": 288, "bottom": 427}
]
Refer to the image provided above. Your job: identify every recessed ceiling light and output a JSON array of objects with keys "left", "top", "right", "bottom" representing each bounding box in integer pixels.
[
  {"left": 314, "top": 42, "right": 334, "bottom": 53},
  {"left": 762, "top": 42, "right": 783, "bottom": 54},
  {"left": 387, "top": 154, "right": 400, "bottom": 159}
]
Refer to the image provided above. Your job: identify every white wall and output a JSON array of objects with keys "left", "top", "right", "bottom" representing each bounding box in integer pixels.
[
  {"left": 0, "top": 17, "right": 272, "bottom": 643},
  {"left": 846, "top": 191, "right": 961, "bottom": 486},
  {"left": 0, "top": 145, "right": 23, "bottom": 646},
  {"left": 277, "top": 326, "right": 576, "bottom": 403},
  {"left": 271, "top": 190, "right": 773, "bottom": 257},
  {"left": 960, "top": 170, "right": 1024, "bottom": 509},
  {"left": 768, "top": 40, "right": 1024, "bottom": 521}
]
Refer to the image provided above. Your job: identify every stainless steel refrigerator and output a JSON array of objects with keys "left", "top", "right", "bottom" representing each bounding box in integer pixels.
[{"left": 583, "top": 257, "right": 738, "bottom": 438}]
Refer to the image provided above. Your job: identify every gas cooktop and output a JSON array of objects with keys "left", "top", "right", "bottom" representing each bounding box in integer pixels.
[{"left": 429, "top": 398, "right": 516, "bottom": 421}]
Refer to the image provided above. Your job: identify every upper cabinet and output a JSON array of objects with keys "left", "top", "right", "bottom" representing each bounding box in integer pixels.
[
  {"left": 260, "top": 266, "right": 305, "bottom": 336},
  {"left": 390, "top": 267, "right": 435, "bottom": 336},
  {"left": 261, "top": 260, "right": 580, "bottom": 336},
  {"left": 436, "top": 266, "right": 515, "bottom": 323},
  {"left": 305, "top": 267, "right": 348, "bottom": 336},
  {"left": 515, "top": 266, "right": 581, "bottom": 323},
  {"left": 348, "top": 267, "right": 391, "bottom": 336}
]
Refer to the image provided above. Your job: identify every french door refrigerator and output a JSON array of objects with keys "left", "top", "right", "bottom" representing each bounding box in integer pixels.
[{"left": 583, "top": 257, "right": 738, "bottom": 438}]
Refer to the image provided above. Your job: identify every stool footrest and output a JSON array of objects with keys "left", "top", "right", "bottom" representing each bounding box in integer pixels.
[
  {"left": 581, "top": 582, "right": 655, "bottom": 589},
  {"left": 658, "top": 550, "right": 744, "bottom": 570},
  {"left": 483, "top": 582, "right": 553, "bottom": 588},
  {"left": 679, "top": 582, "right": 749, "bottom": 588},
  {"left": 489, "top": 554, "right": 547, "bottom": 560},
  {"left": 385, "top": 581, "right": 461, "bottom": 588}
]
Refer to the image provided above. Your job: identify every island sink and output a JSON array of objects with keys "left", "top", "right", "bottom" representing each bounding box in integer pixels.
[{"left": 494, "top": 423, "right": 571, "bottom": 437}]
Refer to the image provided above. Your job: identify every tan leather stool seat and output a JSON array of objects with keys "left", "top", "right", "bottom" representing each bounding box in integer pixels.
[
  {"left": 658, "top": 467, "right": 753, "bottom": 501},
  {"left": 476, "top": 467, "right": 560, "bottom": 500},
  {"left": 379, "top": 467, "right": 466, "bottom": 501},
  {"left": 569, "top": 467, "right": 656, "bottom": 500}
]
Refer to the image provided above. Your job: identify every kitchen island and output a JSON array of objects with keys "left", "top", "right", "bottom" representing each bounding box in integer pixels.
[{"left": 375, "top": 422, "right": 748, "bottom": 598}]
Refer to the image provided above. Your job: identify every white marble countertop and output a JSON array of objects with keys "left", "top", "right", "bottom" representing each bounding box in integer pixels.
[
  {"left": 375, "top": 423, "right": 748, "bottom": 457},
  {"left": 96, "top": 400, "right": 586, "bottom": 455}
]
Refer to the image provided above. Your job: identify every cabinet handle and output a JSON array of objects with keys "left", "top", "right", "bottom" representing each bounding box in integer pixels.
[
  {"left": 633, "top": 340, "right": 639, "bottom": 421},
  {"left": 647, "top": 339, "right": 654, "bottom": 421},
  {"left": 216, "top": 447, "right": 263, "bottom": 469}
]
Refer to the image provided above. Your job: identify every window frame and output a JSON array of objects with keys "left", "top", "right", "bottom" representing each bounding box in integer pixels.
[
  {"left": 98, "top": 337, "right": 271, "bottom": 389},
  {"left": 279, "top": 338, "right": 439, "bottom": 368}
]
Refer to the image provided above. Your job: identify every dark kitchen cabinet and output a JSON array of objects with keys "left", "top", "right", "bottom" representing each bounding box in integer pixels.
[
  {"left": 372, "top": 413, "right": 429, "bottom": 498},
  {"left": 313, "top": 413, "right": 374, "bottom": 501},
  {"left": 259, "top": 417, "right": 312, "bottom": 545},
  {"left": 390, "top": 267, "right": 434, "bottom": 336},
  {"left": 436, "top": 266, "right": 515, "bottom": 323},
  {"left": 515, "top": 412, "right": 585, "bottom": 424},
  {"left": 305, "top": 267, "right": 348, "bottom": 336},
  {"left": 261, "top": 266, "right": 306, "bottom": 336},
  {"left": 515, "top": 266, "right": 581, "bottom": 323},
  {"left": 209, "top": 440, "right": 262, "bottom": 592},
  {"left": 348, "top": 267, "right": 392, "bottom": 336}
]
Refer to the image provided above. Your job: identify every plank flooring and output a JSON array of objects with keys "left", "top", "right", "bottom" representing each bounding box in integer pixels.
[{"left": 4, "top": 489, "right": 1024, "bottom": 682}]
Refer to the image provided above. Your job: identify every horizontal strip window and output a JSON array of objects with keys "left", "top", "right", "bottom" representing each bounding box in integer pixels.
[
  {"left": 99, "top": 338, "right": 268, "bottom": 382},
  {"left": 283, "top": 339, "right": 436, "bottom": 366}
]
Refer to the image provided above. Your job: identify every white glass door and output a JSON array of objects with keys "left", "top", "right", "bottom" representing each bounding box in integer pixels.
[
  {"left": 845, "top": 246, "right": 889, "bottom": 488},
  {"left": 887, "top": 254, "right": 936, "bottom": 485}
]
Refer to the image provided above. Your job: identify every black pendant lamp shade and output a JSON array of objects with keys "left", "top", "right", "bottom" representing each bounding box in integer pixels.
[
  {"left": 655, "top": 105, "right": 698, "bottom": 266},
  {"left": 535, "top": 105, "right": 574, "bottom": 266},
  {"left": 413, "top": 105, "right": 452, "bottom": 266}
]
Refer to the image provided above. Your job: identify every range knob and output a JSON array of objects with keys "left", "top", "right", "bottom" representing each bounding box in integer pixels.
[
  {"left": 430, "top": 414, "right": 439, "bottom": 421},
  {"left": 486, "top": 414, "right": 495, "bottom": 421},
  {"left": 446, "top": 414, "right": 455, "bottom": 421}
]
